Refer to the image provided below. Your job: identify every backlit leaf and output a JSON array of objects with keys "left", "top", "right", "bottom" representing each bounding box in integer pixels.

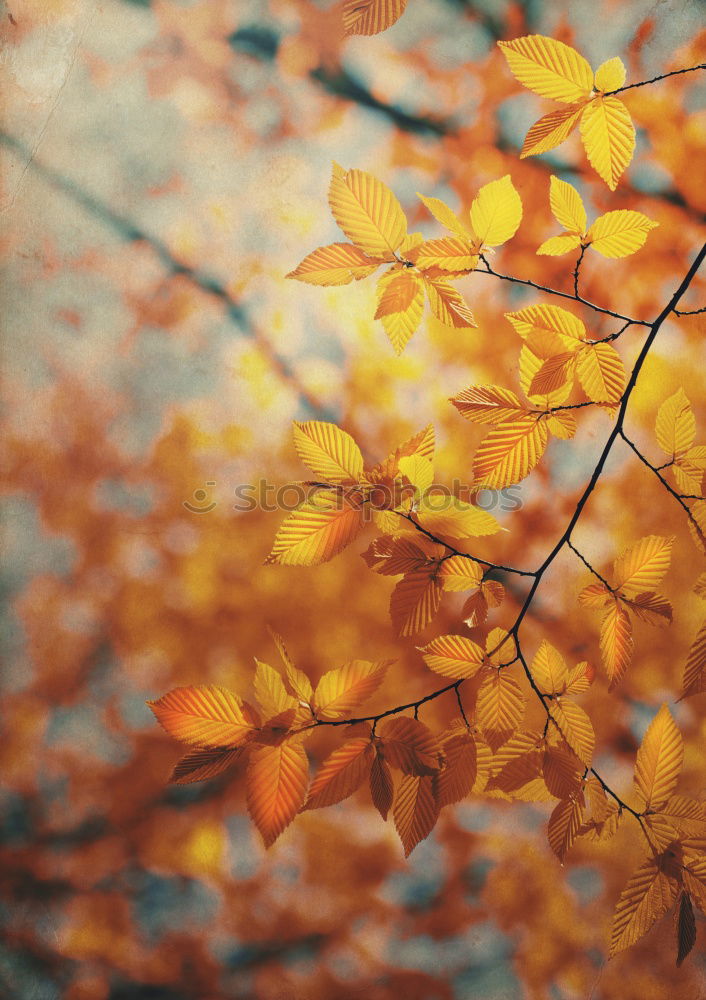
[
  {"left": 530, "top": 640, "right": 568, "bottom": 695},
  {"left": 469, "top": 175, "right": 522, "bottom": 248},
  {"left": 656, "top": 389, "right": 696, "bottom": 459},
  {"left": 498, "top": 35, "right": 593, "bottom": 103},
  {"left": 521, "top": 102, "right": 585, "bottom": 158},
  {"left": 375, "top": 270, "right": 425, "bottom": 353},
  {"left": 505, "top": 303, "right": 586, "bottom": 344},
  {"left": 599, "top": 600, "right": 633, "bottom": 688},
  {"left": 438, "top": 555, "right": 483, "bottom": 592},
  {"left": 380, "top": 716, "right": 443, "bottom": 776},
  {"left": 411, "top": 237, "right": 477, "bottom": 271},
  {"left": 612, "top": 535, "right": 674, "bottom": 597},
  {"left": 343, "top": 0, "right": 408, "bottom": 36},
  {"left": 393, "top": 774, "right": 438, "bottom": 856},
  {"left": 476, "top": 669, "right": 525, "bottom": 750},
  {"left": 287, "top": 243, "right": 381, "bottom": 285},
  {"left": 170, "top": 747, "right": 244, "bottom": 785},
  {"left": 417, "top": 634, "right": 485, "bottom": 679},
  {"left": 416, "top": 496, "right": 502, "bottom": 540},
  {"left": 305, "top": 737, "right": 374, "bottom": 809},
  {"left": 268, "top": 629, "right": 314, "bottom": 704},
  {"left": 417, "top": 193, "right": 470, "bottom": 238},
  {"left": 246, "top": 741, "right": 309, "bottom": 847},
  {"left": 549, "top": 175, "right": 587, "bottom": 234},
  {"left": 451, "top": 383, "right": 529, "bottom": 425},
  {"left": 610, "top": 857, "right": 678, "bottom": 956},
  {"left": 528, "top": 352, "right": 576, "bottom": 396},
  {"left": 266, "top": 492, "right": 363, "bottom": 566},
  {"left": 472, "top": 416, "right": 548, "bottom": 489},
  {"left": 328, "top": 165, "right": 407, "bottom": 257},
  {"left": 683, "top": 621, "right": 706, "bottom": 698},
  {"left": 370, "top": 752, "right": 394, "bottom": 819},
  {"left": 594, "top": 56, "right": 627, "bottom": 93},
  {"left": 390, "top": 569, "right": 443, "bottom": 636},
  {"left": 548, "top": 796, "right": 584, "bottom": 862},
  {"left": 314, "top": 660, "right": 390, "bottom": 720},
  {"left": 254, "top": 660, "right": 296, "bottom": 719},
  {"left": 579, "top": 96, "right": 636, "bottom": 190},
  {"left": 585, "top": 210, "right": 658, "bottom": 257},
  {"left": 536, "top": 234, "right": 583, "bottom": 256},
  {"left": 434, "top": 731, "right": 477, "bottom": 807},
  {"left": 550, "top": 700, "right": 595, "bottom": 765},
  {"left": 575, "top": 342, "right": 625, "bottom": 403},
  {"left": 292, "top": 421, "right": 364, "bottom": 484},
  {"left": 148, "top": 686, "right": 258, "bottom": 749},
  {"left": 634, "top": 704, "right": 683, "bottom": 811},
  {"left": 423, "top": 277, "right": 477, "bottom": 328},
  {"left": 676, "top": 892, "right": 696, "bottom": 967}
]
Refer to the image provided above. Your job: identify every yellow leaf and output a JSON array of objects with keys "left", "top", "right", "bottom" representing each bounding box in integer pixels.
[
  {"left": 688, "top": 500, "right": 706, "bottom": 554},
  {"left": 268, "top": 628, "right": 314, "bottom": 704},
  {"left": 548, "top": 796, "right": 584, "bottom": 862},
  {"left": 498, "top": 35, "right": 593, "bottom": 103},
  {"left": 505, "top": 303, "right": 586, "bottom": 344},
  {"left": 423, "top": 277, "right": 477, "bottom": 328},
  {"left": 575, "top": 342, "right": 625, "bottom": 403},
  {"left": 170, "top": 747, "right": 244, "bottom": 785},
  {"left": 486, "top": 747, "right": 551, "bottom": 802},
  {"left": 438, "top": 555, "right": 483, "bottom": 592},
  {"left": 676, "top": 891, "right": 697, "bottom": 967},
  {"left": 286, "top": 242, "right": 381, "bottom": 285},
  {"left": 266, "top": 492, "right": 363, "bottom": 566},
  {"left": 390, "top": 568, "right": 443, "bottom": 636},
  {"left": 369, "top": 752, "right": 394, "bottom": 819},
  {"left": 634, "top": 704, "right": 683, "bottom": 811},
  {"left": 564, "top": 660, "right": 595, "bottom": 695},
  {"left": 450, "top": 383, "right": 529, "bottom": 425},
  {"left": 254, "top": 660, "right": 296, "bottom": 719},
  {"left": 543, "top": 745, "right": 583, "bottom": 799},
  {"left": 656, "top": 388, "right": 696, "bottom": 459},
  {"left": 610, "top": 857, "right": 678, "bottom": 956},
  {"left": 371, "top": 425, "right": 435, "bottom": 480},
  {"left": 546, "top": 410, "right": 577, "bottom": 439},
  {"left": 622, "top": 591, "right": 673, "bottom": 627},
  {"left": 528, "top": 352, "right": 576, "bottom": 396},
  {"left": 416, "top": 496, "right": 502, "bottom": 540},
  {"left": 246, "top": 741, "right": 309, "bottom": 848},
  {"left": 411, "top": 237, "right": 477, "bottom": 271},
  {"left": 469, "top": 175, "right": 522, "bottom": 248},
  {"left": 393, "top": 774, "right": 438, "bottom": 856},
  {"left": 551, "top": 701, "right": 595, "bottom": 765},
  {"left": 549, "top": 175, "right": 587, "bottom": 233},
  {"left": 578, "top": 582, "right": 612, "bottom": 608},
  {"left": 379, "top": 716, "right": 443, "bottom": 775},
  {"left": 292, "top": 421, "right": 364, "bottom": 485},
  {"left": 683, "top": 621, "right": 706, "bottom": 698},
  {"left": 656, "top": 795, "right": 706, "bottom": 838},
  {"left": 417, "top": 193, "right": 470, "bottom": 238},
  {"left": 521, "top": 102, "right": 586, "bottom": 157},
  {"left": 585, "top": 210, "right": 658, "bottom": 257},
  {"left": 600, "top": 600, "right": 633, "bottom": 688},
  {"left": 485, "top": 627, "right": 516, "bottom": 666},
  {"left": 519, "top": 346, "right": 573, "bottom": 409},
  {"left": 375, "top": 270, "right": 425, "bottom": 353},
  {"left": 476, "top": 669, "right": 525, "bottom": 750},
  {"left": 417, "top": 633, "right": 485, "bottom": 679},
  {"left": 594, "top": 56, "right": 627, "bottom": 93},
  {"left": 579, "top": 95, "right": 635, "bottom": 190},
  {"left": 434, "top": 732, "right": 477, "bottom": 807},
  {"left": 148, "top": 686, "right": 258, "bottom": 749},
  {"left": 314, "top": 660, "right": 390, "bottom": 720},
  {"left": 530, "top": 640, "right": 568, "bottom": 695},
  {"left": 305, "top": 737, "right": 374, "bottom": 809},
  {"left": 472, "top": 416, "right": 549, "bottom": 489},
  {"left": 537, "top": 233, "right": 583, "bottom": 256},
  {"left": 328, "top": 165, "right": 407, "bottom": 257},
  {"left": 612, "top": 535, "right": 674, "bottom": 597},
  {"left": 343, "top": 0, "right": 408, "bottom": 36}
]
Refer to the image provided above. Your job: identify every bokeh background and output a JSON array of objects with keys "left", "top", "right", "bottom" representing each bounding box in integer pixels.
[{"left": 2, "top": 1, "right": 706, "bottom": 997}]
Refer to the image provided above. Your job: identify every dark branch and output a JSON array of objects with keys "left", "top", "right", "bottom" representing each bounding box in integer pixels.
[{"left": 606, "top": 63, "right": 706, "bottom": 96}]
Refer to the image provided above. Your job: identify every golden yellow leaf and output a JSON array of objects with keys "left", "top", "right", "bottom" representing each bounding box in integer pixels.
[
  {"left": 286, "top": 242, "right": 381, "bottom": 285},
  {"left": 548, "top": 796, "right": 584, "bottom": 862},
  {"left": 594, "top": 56, "right": 627, "bottom": 93},
  {"left": 390, "top": 568, "right": 443, "bottom": 636},
  {"left": 530, "top": 640, "right": 568, "bottom": 695},
  {"left": 472, "top": 416, "right": 549, "bottom": 489},
  {"left": 550, "top": 701, "right": 595, "bottom": 766},
  {"left": 683, "top": 621, "right": 706, "bottom": 698},
  {"left": 434, "top": 731, "right": 477, "bottom": 807},
  {"left": 411, "top": 237, "right": 477, "bottom": 271},
  {"left": 375, "top": 270, "right": 425, "bottom": 353},
  {"left": 438, "top": 555, "right": 483, "bottom": 592},
  {"left": 417, "top": 633, "right": 485, "bottom": 679},
  {"left": 292, "top": 420, "right": 364, "bottom": 485},
  {"left": 486, "top": 740, "right": 551, "bottom": 802},
  {"left": 328, "top": 165, "right": 407, "bottom": 257},
  {"left": 305, "top": 737, "right": 374, "bottom": 809},
  {"left": 266, "top": 492, "right": 363, "bottom": 566},
  {"left": 622, "top": 592, "right": 673, "bottom": 627},
  {"left": 343, "top": 0, "right": 407, "bottom": 36},
  {"left": 476, "top": 669, "right": 525, "bottom": 750},
  {"left": 688, "top": 500, "right": 706, "bottom": 554},
  {"left": 379, "top": 716, "right": 443, "bottom": 775},
  {"left": 254, "top": 660, "right": 296, "bottom": 719},
  {"left": 579, "top": 95, "right": 636, "bottom": 190},
  {"left": 393, "top": 774, "right": 439, "bottom": 856},
  {"left": 549, "top": 175, "right": 587, "bottom": 234},
  {"left": 450, "top": 383, "right": 529, "bottom": 425},
  {"left": 656, "top": 388, "right": 696, "bottom": 459},
  {"left": 585, "top": 210, "right": 659, "bottom": 257},
  {"left": 246, "top": 741, "right": 309, "bottom": 848},
  {"left": 485, "top": 627, "right": 516, "bottom": 666},
  {"left": 170, "top": 747, "right": 244, "bottom": 785},
  {"left": 656, "top": 795, "right": 706, "bottom": 839},
  {"left": 469, "top": 175, "right": 523, "bottom": 248},
  {"left": 423, "top": 277, "right": 477, "bottom": 329},
  {"left": 578, "top": 582, "right": 612, "bottom": 608},
  {"left": 528, "top": 352, "right": 576, "bottom": 396},
  {"left": 543, "top": 745, "right": 583, "bottom": 799},
  {"left": 676, "top": 891, "right": 697, "bottom": 967},
  {"left": 369, "top": 752, "right": 394, "bottom": 819},
  {"left": 575, "top": 342, "right": 626, "bottom": 403},
  {"left": 536, "top": 234, "right": 583, "bottom": 256},
  {"left": 610, "top": 857, "right": 678, "bottom": 956},
  {"left": 314, "top": 660, "right": 390, "bottom": 720},
  {"left": 148, "top": 685, "right": 258, "bottom": 749},
  {"left": 599, "top": 600, "right": 633, "bottom": 687},
  {"left": 673, "top": 445, "right": 706, "bottom": 494},
  {"left": 505, "top": 303, "right": 586, "bottom": 344},
  {"left": 416, "top": 496, "right": 502, "bottom": 540},
  {"left": 612, "top": 535, "right": 674, "bottom": 597},
  {"left": 564, "top": 660, "right": 595, "bottom": 695},
  {"left": 417, "top": 192, "right": 470, "bottom": 238},
  {"left": 683, "top": 859, "right": 706, "bottom": 915},
  {"left": 362, "top": 535, "right": 438, "bottom": 576},
  {"left": 634, "top": 704, "right": 683, "bottom": 811},
  {"left": 546, "top": 410, "right": 577, "bottom": 439},
  {"left": 519, "top": 347, "right": 572, "bottom": 409},
  {"left": 268, "top": 628, "right": 314, "bottom": 704},
  {"left": 498, "top": 35, "right": 593, "bottom": 103},
  {"left": 370, "top": 425, "right": 435, "bottom": 481},
  {"left": 521, "top": 102, "right": 586, "bottom": 157}
]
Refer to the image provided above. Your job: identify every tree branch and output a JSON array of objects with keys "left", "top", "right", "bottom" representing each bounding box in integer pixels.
[{"left": 606, "top": 63, "right": 706, "bottom": 96}]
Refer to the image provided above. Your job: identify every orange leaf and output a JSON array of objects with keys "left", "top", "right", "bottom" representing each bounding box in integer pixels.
[
  {"left": 314, "top": 660, "right": 391, "bottom": 720},
  {"left": 548, "top": 796, "right": 584, "bottom": 862},
  {"left": 393, "top": 774, "right": 438, "bottom": 856},
  {"left": 434, "top": 732, "right": 477, "bottom": 808},
  {"left": 451, "top": 383, "right": 529, "bottom": 425},
  {"left": 286, "top": 242, "right": 381, "bottom": 285},
  {"left": 417, "top": 633, "right": 485, "bottom": 679},
  {"left": 390, "top": 568, "right": 443, "bottom": 637},
  {"left": 370, "top": 752, "right": 394, "bottom": 819},
  {"left": 379, "top": 717, "right": 443, "bottom": 775},
  {"left": 610, "top": 857, "right": 678, "bottom": 956},
  {"left": 599, "top": 600, "right": 633, "bottom": 688},
  {"left": 676, "top": 892, "right": 697, "bottom": 967},
  {"left": 521, "top": 102, "right": 586, "bottom": 157},
  {"left": 305, "top": 738, "right": 374, "bottom": 809},
  {"left": 683, "top": 621, "right": 706, "bottom": 698},
  {"left": 148, "top": 685, "right": 258, "bottom": 749},
  {"left": 476, "top": 669, "right": 525, "bottom": 750},
  {"left": 170, "top": 747, "right": 244, "bottom": 785},
  {"left": 246, "top": 741, "right": 309, "bottom": 848},
  {"left": 438, "top": 555, "right": 483, "bottom": 592},
  {"left": 472, "top": 416, "right": 548, "bottom": 489},
  {"left": 266, "top": 492, "right": 363, "bottom": 566},
  {"left": 424, "top": 277, "right": 477, "bottom": 328},
  {"left": 634, "top": 704, "right": 683, "bottom": 811}
]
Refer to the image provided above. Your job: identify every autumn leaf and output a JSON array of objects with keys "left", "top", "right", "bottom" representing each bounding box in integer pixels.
[
  {"left": 417, "top": 634, "right": 485, "bottom": 680},
  {"left": 676, "top": 891, "right": 697, "bottom": 966},
  {"left": 369, "top": 751, "right": 394, "bottom": 819},
  {"left": 548, "top": 795, "right": 584, "bottom": 862},
  {"left": 292, "top": 421, "right": 364, "bottom": 485},
  {"left": 148, "top": 686, "right": 258, "bottom": 749},
  {"left": 498, "top": 36, "right": 593, "bottom": 104},
  {"left": 469, "top": 175, "right": 523, "bottom": 248},
  {"left": 548, "top": 175, "right": 586, "bottom": 234},
  {"left": 170, "top": 747, "right": 244, "bottom": 785},
  {"left": 423, "top": 277, "right": 477, "bottom": 329},
  {"left": 393, "top": 774, "right": 439, "bottom": 856},
  {"left": 266, "top": 492, "right": 363, "bottom": 566},
  {"left": 476, "top": 669, "right": 525, "bottom": 751},
  {"left": 268, "top": 628, "right": 314, "bottom": 705},
  {"left": 521, "top": 103, "right": 585, "bottom": 158},
  {"left": 585, "top": 210, "right": 659, "bottom": 258},
  {"left": 328, "top": 164, "right": 407, "bottom": 258},
  {"left": 472, "top": 415, "right": 548, "bottom": 489},
  {"left": 600, "top": 600, "right": 633, "bottom": 687},
  {"left": 314, "top": 660, "right": 390, "bottom": 720},
  {"left": 286, "top": 243, "right": 381, "bottom": 285},
  {"left": 634, "top": 704, "right": 683, "bottom": 811},
  {"left": 305, "top": 737, "right": 374, "bottom": 809},
  {"left": 530, "top": 641, "right": 568, "bottom": 695},
  {"left": 375, "top": 269, "right": 426, "bottom": 353},
  {"left": 342, "top": 0, "right": 408, "bottom": 36},
  {"left": 415, "top": 496, "right": 502, "bottom": 540},
  {"left": 579, "top": 95, "right": 636, "bottom": 190},
  {"left": 612, "top": 535, "right": 674, "bottom": 598},
  {"left": 683, "top": 621, "right": 706, "bottom": 698},
  {"left": 254, "top": 660, "right": 297, "bottom": 720},
  {"left": 550, "top": 701, "right": 595, "bottom": 766},
  {"left": 434, "top": 730, "right": 477, "bottom": 807},
  {"left": 390, "top": 568, "right": 443, "bottom": 636},
  {"left": 610, "top": 856, "right": 679, "bottom": 956},
  {"left": 246, "top": 741, "right": 309, "bottom": 848},
  {"left": 438, "top": 555, "right": 483, "bottom": 592},
  {"left": 379, "top": 717, "right": 443, "bottom": 775},
  {"left": 450, "top": 384, "right": 530, "bottom": 425},
  {"left": 575, "top": 342, "right": 625, "bottom": 403},
  {"left": 410, "top": 237, "right": 477, "bottom": 271},
  {"left": 594, "top": 56, "right": 627, "bottom": 93},
  {"left": 655, "top": 389, "right": 696, "bottom": 460},
  {"left": 505, "top": 303, "right": 585, "bottom": 345},
  {"left": 417, "top": 193, "right": 470, "bottom": 239}
]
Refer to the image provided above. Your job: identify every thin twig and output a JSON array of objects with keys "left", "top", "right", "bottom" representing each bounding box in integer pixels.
[
  {"left": 566, "top": 539, "right": 614, "bottom": 592},
  {"left": 606, "top": 63, "right": 706, "bottom": 96},
  {"left": 573, "top": 245, "right": 586, "bottom": 298}
]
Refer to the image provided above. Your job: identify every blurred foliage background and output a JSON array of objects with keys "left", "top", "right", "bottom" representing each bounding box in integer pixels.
[{"left": 2, "top": 0, "right": 706, "bottom": 997}]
